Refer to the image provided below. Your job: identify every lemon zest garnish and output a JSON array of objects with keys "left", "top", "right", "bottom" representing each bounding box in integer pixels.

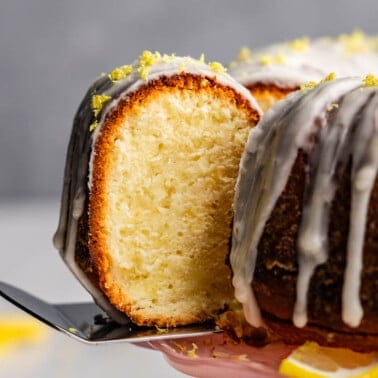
[
  {"left": 237, "top": 46, "right": 252, "bottom": 62},
  {"left": 198, "top": 53, "right": 205, "bottom": 63},
  {"left": 259, "top": 53, "right": 286, "bottom": 66},
  {"left": 301, "top": 72, "right": 336, "bottom": 91},
  {"left": 172, "top": 341, "right": 186, "bottom": 352},
  {"left": 363, "top": 74, "right": 378, "bottom": 87},
  {"left": 320, "top": 72, "right": 336, "bottom": 83},
  {"left": 161, "top": 53, "right": 176, "bottom": 63},
  {"left": 89, "top": 120, "right": 99, "bottom": 132},
  {"left": 109, "top": 65, "right": 133, "bottom": 81},
  {"left": 137, "top": 50, "right": 162, "bottom": 79},
  {"left": 275, "top": 53, "right": 286, "bottom": 65},
  {"left": 228, "top": 60, "right": 238, "bottom": 69},
  {"left": 68, "top": 327, "right": 78, "bottom": 334},
  {"left": 187, "top": 343, "right": 199, "bottom": 359},
  {"left": 289, "top": 37, "right": 310, "bottom": 53},
  {"left": 154, "top": 325, "right": 169, "bottom": 334},
  {"left": 209, "top": 61, "right": 227, "bottom": 74},
  {"left": 91, "top": 94, "right": 111, "bottom": 117},
  {"left": 137, "top": 65, "right": 150, "bottom": 80},
  {"left": 138, "top": 50, "right": 161, "bottom": 66},
  {"left": 259, "top": 54, "right": 273, "bottom": 65},
  {"left": 300, "top": 81, "right": 318, "bottom": 91},
  {"left": 339, "top": 29, "right": 369, "bottom": 53}
]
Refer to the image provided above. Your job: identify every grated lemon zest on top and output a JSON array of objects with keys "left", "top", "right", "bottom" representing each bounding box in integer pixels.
[
  {"left": 259, "top": 53, "right": 286, "bottom": 66},
  {"left": 301, "top": 72, "right": 336, "bottom": 91},
  {"left": 300, "top": 81, "right": 318, "bottom": 91},
  {"left": 363, "top": 74, "right": 378, "bottom": 87},
  {"left": 237, "top": 46, "right": 252, "bottom": 62},
  {"left": 109, "top": 65, "right": 133, "bottom": 81},
  {"left": 91, "top": 94, "right": 111, "bottom": 117},
  {"left": 228, "top": 60, "right": 238, "bottom": 69},
  {"left": 89, "top": 120, "right": 99, "bottom": 132},
  {"left": 289, "top": 36, "right": 310, "bottom": 53},
  {"left": 137, "top": 50, "right": 162, "bottom": 79},
  {"left": 209, "top": 61, "right": 227, "bottom": 74},
  {"left": 339, "top": 29, "right": 370, "bottom": 53},
  {"left": 320, "top": 72, "right": 337, "bottom": 83}
]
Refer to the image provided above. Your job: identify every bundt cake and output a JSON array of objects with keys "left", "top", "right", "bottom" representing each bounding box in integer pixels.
[
  {"left": 229, "top": 31, "right": 378, "bottom": 111},
  {"left": 231, "top": 75, "right": 378, "bottom": 352},
  {"left": 54, "top": 51, "right": 261, "bottom": 327}
]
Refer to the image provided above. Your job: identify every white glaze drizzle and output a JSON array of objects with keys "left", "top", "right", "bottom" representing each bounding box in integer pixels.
[
  {"left": 229, "top": 35, "right": 378, "bottom": 88},
  {"left": 294, "top": 87, "right": 376, "bottom": 327},
  {"left": 342, "top": 92, "right": 378, "bottom": 327},
  {"left": 231, "top": 78, "right": 377, "bottom": 329}
]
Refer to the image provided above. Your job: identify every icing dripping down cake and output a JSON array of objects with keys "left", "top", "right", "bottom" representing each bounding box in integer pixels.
[{"left": 231, "top": 76, "right": 378, "bottom": 351}]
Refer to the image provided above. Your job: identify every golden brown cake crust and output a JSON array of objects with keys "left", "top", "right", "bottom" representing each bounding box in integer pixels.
[
  {"left": 252, "top": 151, "right": 378, "bottom": 350},
  {"left": 247, "top": 83, "right": 299, "bottom": 112},
  {"left": 87, "top": 73, "right": 260, "bottom": 327}
]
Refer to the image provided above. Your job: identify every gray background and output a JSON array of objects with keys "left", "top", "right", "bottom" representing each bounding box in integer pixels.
[
  {"left": 0, "top": 1, "right": 376, "bottom": 377},
  {"left": 1, "top": 0, "right": 377, "bottom": 199}
]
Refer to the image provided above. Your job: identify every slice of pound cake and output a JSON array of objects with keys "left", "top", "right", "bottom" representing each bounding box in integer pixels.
[{"left": 54, "top": 51, "right": 261, "bottom": 327}]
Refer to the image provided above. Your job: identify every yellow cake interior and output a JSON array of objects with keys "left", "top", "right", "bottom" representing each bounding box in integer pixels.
[{"left": 94, "top": 84, "right": 256, "bottom": 326}]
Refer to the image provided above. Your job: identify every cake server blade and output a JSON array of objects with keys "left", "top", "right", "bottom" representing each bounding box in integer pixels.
[{"left": 0, "top": 281, "right": 221, "bottom": 344}]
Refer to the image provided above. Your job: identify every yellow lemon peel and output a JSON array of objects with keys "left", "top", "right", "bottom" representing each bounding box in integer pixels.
[
  {"left": 237, "top": 46, "right": 252, "bottom": 62},
  {"left": 187, "top": 343, "right": 199, "bottom": 359},
  {"left": 279, "top": 342, "right": 378, "bottom": 378},
  {"left": 320, "top": 72, "right": 337, "bottom": 83},
  {"left": 301, "top": 72, "right": 336, "bottom": 91},
  {"left": 289, "top": 36, "right": 310, "bottom": 53},
  {"left": 89, "top": 120, "right": 99, "bottom": 132},
  {"left": 137, "top": 50, "right": 162, "bottom": 79},
  {"left": 339, "top": 29, "right": 370, "bottom": 53},
  {"left": 363, "top": 74, "right": 378, "bottom": 87},
  {"left": 300, "top": 81, "right": 318, "bottom": 91},
  {"left": 209, "top": 61, "right": 227, "bottom": 74},
  {"left": 109, "top": 65, "right": 133, "bottom": 81},
  {"left": 259, "top": 53, "right": 286, "bottom": 66},
  {"left": 91, "top": 94, "right": 111, "bottom": 117}
]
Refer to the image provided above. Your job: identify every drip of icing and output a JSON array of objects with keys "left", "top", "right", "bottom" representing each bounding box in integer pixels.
[
  {"left": 342, "top": 93, "right": 378, "bottom": 327},
  {"left": 231, "top": 78, "right": 367, "bottom": 329},
  {"left": 294, "top": 87, "right": 375, "bottom": 327}
]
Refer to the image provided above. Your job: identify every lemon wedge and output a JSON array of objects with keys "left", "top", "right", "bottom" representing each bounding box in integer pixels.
[
  {"left": 0, "top": 315, "right": 48, "bottom": 356},
  {"left": 279, "top": 342, "right": 378, "bottom": 378}
]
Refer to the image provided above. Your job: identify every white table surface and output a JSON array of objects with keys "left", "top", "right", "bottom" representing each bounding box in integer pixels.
[{"left": 0, "top": 199, "right": 187, "bottom": 378}]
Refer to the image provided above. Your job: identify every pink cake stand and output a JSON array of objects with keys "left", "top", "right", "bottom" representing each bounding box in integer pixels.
[{"left": 144, "top": 333, "right": 295, "bottom": 377}]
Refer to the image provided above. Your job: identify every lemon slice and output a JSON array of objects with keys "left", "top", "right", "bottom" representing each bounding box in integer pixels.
[
  {"left": 0, "top": 315, "right": 48, "bottom": 356},
  {"left": 279, "top": 342, "right": 378, "bottom": 378}
]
